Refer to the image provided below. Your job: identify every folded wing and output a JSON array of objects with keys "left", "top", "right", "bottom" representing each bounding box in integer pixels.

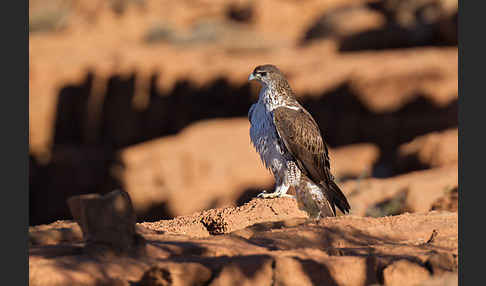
[{"left": 273, "top": 106, "right": 350, "bottom": 214}]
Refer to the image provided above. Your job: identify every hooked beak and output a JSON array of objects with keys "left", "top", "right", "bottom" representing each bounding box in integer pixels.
[{"left": 248, "top": 73, "right": 256, "bottom": 81}]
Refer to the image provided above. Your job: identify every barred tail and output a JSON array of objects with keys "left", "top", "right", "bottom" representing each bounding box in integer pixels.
[
  {"left": 297, "top": 176, "right": 335, "bottom": 219},
  {"left": 297, "top": 176, "right": 351, "bottom": 219}
]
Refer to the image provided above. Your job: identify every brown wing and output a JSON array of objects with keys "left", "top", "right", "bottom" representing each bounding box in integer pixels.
[
  {"left": 273, "top": 106, "right": 331, "bottom": 183},
  {"left": 273, "top": 106, "right": 350, "bottom": 214}
]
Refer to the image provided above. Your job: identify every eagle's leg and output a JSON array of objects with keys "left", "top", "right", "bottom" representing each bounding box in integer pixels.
[{"left": 257, "top": 183, "right": 294, "bottom": 199}]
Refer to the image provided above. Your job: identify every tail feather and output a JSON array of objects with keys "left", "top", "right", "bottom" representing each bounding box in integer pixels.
[
  {"left": 325, "top": 180, "right": 351, "bottom": 215},
  {"left": 296, "top": 175, "right": 351, "bottom": 219},
  {"left": 297, "top": 176, "right": 335, "bottom": 219},
  {"left": 318, "top": 193, "right": 335, "bottom": 218}
]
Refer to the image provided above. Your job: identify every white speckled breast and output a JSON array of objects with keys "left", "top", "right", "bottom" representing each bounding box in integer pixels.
[{"left": 249, "top": 86, "right": 302, "bottom": 187}]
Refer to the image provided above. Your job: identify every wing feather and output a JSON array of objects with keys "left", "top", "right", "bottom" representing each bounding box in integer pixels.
[
  {"left": 273, "top": 106, "right": 350, "bottom": 214},
  {"left": 273, "top": 106, "right": 331, "bottom": 182}
]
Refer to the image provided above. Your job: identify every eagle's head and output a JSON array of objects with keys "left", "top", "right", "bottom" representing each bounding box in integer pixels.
[{"left": 248, "top": 64, "right": 287, "bottom": 87}]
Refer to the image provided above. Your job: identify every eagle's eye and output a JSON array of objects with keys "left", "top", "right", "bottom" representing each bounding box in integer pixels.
[{"left": 259, "top": 72, "right": 267, "bottom": 77}]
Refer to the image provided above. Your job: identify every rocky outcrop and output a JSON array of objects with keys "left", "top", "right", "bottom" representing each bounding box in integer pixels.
[{"left": 29, "top": 200, "right": 458, "bottom": 286}]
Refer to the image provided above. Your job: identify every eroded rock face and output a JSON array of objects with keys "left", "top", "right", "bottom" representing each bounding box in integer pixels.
[{"left": 29, "top": 201, "right": 458, "bottom": 286}]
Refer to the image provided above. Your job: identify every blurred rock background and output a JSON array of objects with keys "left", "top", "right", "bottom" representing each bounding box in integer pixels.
[{"left": 29, "top": 0, "right": 457, "bottom": 225}]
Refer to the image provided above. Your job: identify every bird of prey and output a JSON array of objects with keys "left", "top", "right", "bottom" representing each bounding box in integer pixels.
[{"left": 248, "top": 64, "right": 350, "bottom": 219}]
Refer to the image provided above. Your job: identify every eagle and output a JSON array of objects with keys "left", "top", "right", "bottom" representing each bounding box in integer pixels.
[{"left": 248, "top": 64, "right": 350, "bottom": 219}]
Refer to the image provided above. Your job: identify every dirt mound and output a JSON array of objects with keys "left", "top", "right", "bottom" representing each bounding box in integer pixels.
[{"left": 30, "top": 198, "right": 458, "bottom": 286}]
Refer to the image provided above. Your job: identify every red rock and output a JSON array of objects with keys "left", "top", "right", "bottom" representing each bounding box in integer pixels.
[
  {"left": 140, "top": 197, "right": 307, "bottom": 237},
  {"left": 383, "top": 260, "right": 431, "bottom": 286},
  {"left": 118, "top": 118, "right": 272, "bottom": 218},
  {"left": 343, "top": 164, "right": 458, "bottom": 216},
  {"left": 67, "top": 190, "right": 146, "bottom": 256},
  {"left": 29, "top": 220, "right": 82, "bottom": 246},
  {"left": 210, "top": 255, "right": 274, "bottom": 286},
  {"left": 137, "top": 263, "right": 212, "bottom": 286},
  {"left": 430, "top": 186, "right": 458, "bottom": 212},
  {"left": 29, "top": 208, "right": 457, "bottom": 286},
  {"left": 418, "top": 272, "right": 458, "bottom": 286},
  {"left": 397, "top": 128, "right": 458, "bottom": 171},
  {"left": 302, "top": 5, "right": 386, "bottom": 43},
  {"left": 329, "top": 143, "right": 380, "bottom": 179}
]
